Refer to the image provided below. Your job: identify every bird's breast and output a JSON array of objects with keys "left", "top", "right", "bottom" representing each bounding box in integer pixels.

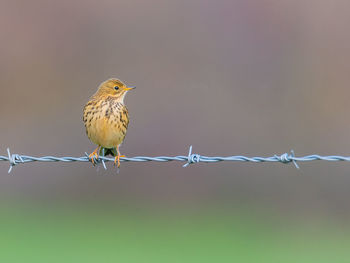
[{"left": 84, "top": 98, "right": 129, "bottom": 148}]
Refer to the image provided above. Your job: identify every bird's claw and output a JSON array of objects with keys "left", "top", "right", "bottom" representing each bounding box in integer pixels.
[
  {"left": 88, "top": 151, "right": 99, "bottom": 165},
  {"left": 114, "top": 155, "right": 125, "bottom": 168}
]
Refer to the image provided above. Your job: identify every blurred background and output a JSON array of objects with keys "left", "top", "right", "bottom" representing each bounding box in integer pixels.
[{"left": 1, "top": 0, "right": 350, "bottom": 262}]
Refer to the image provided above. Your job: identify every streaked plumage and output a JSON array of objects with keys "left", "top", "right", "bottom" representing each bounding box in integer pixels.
[{"left": 83, "top": 78, "right": 135, "bottom": 167}]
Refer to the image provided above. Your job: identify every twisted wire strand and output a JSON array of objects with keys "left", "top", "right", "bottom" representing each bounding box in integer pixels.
[{"left": 2, "top": 146, "right": 350, "bottom": 173}]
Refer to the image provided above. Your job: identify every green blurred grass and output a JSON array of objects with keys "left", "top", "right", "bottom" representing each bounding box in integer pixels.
[{"left": 0, "top": 203, "right": 349, "bottom": 263}]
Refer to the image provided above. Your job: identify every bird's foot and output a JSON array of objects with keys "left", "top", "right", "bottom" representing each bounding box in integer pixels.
[
  {"left": 114, "top": 155, "right": 125, "bottom": 168},
  {"left": 88, "top": 147, "right": 100, "bottom": 165}
]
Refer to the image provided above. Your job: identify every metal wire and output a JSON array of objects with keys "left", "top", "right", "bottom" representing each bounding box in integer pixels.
[{"left": 2, "top": 146, "right": 350, "bottom": 173}]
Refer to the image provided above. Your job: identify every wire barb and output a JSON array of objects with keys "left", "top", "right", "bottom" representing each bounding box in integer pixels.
[
  {"left": 183, "top": 145, "right": 201, "bottom": 167},
  {"left": 7, "top": 148, "right": 24, "bottom": 174},
  {"left": 273, "top": 150, "right": 299, "bottom": 169}
]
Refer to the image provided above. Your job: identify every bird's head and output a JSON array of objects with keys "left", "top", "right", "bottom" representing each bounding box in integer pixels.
[{"left": 96, "top": 78, "right": 135, "bottom": 102}]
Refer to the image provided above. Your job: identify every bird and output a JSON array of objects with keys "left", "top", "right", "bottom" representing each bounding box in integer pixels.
[{"left": 83, "top": 78, "right": 135, "bottom": 168}]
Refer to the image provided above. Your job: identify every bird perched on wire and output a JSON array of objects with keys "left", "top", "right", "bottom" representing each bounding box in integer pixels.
[{"left": 83, "top": 78, "right": 135, "bottom": 167}]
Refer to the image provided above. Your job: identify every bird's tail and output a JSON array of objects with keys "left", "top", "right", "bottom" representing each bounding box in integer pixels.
[{"left": 99, "top": 147, "right": 117, "bottom": 157}]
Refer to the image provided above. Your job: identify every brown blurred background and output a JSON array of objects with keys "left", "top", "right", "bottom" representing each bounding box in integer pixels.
[{"left": 1, "top": 0, "right": 350, "bottom": 220}]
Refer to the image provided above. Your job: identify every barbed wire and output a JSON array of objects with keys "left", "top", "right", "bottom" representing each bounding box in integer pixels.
[{"left": 2, "top": 146, "right": 350, "bottom": 173}]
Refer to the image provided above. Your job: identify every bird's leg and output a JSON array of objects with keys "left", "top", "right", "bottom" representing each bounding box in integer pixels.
[
  {"left": 89, "top": 146, "right": 100, "bottom": 165},
  {"left": 114, "top": 145, "right": 125, "bottom": 168}
]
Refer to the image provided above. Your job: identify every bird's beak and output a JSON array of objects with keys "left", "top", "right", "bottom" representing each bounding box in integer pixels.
[{"left": 125, "top": 86, "right": 136, "bottom": 91}]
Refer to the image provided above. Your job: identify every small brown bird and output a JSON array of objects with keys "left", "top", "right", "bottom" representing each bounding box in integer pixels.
[{"left": 83, "top": 78, "right": 135, "bottom": 167}]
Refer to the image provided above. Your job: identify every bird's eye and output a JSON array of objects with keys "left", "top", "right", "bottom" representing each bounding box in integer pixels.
[{"left": 114, "top": 86, "right": 119, "bottom": 90}]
